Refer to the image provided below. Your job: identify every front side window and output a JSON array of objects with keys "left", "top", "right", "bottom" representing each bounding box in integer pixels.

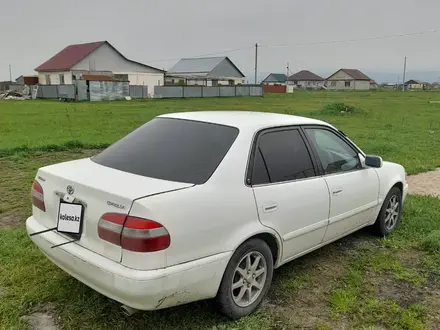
[
  {"left": 251, "top": 129, "right": 316, "bottom": 185},
  {"left": 345, "top": 81, "right": 351, "bottom": 87},
  {"left": 304, "top": 128, "right": 361, "bottom": 175}
]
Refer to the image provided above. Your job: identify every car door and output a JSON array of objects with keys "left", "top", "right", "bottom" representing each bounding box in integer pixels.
[
  {"left": 249, "top": 127, "right": 330, "bottom": 263},
  {"left": 303, "top": 126, "right": 380, "bottom": 242}
]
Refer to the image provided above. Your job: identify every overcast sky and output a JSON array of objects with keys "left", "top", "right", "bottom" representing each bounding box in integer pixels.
[{"left": 1, "top": 0, "right": 440, "bottom": 82}]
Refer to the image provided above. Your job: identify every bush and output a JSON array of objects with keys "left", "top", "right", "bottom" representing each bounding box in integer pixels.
[
  {"left": 421, "top": 230, "right": 440, "bottom": 252},
  {"left": 320, "top": 102, "right": 365, "bottom": 115}
]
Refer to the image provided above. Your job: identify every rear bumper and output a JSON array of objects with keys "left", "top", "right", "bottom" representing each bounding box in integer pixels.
[{"left": 26, "top": 216, "right": 231, "bottom": 310}]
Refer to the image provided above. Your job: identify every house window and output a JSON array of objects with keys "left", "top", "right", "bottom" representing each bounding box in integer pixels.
[
  {"left": 212, "top": 80, "right": 218, "bottom": 87},
  {"left": 59, "top": 74, "right": 65, "bottom": 85},
  {"left": 228, "top": 80, "right": 234, "bottom": 86},
  {"left": 345, "top": 81, "right": 351, "bottom": 87},
  {"left": 331, "top": 81, "right": 336, "bottom": 87},
  {"left": 45, "top": 74, "right": 51, "bottom": 85}
]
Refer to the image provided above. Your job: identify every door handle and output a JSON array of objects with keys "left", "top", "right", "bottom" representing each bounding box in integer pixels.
[
  {"left": 332, "top": 189, "right": 343, "bottom": 196},
  {"left": 263, "top": 203, "right": 278, "bottom": 213}
]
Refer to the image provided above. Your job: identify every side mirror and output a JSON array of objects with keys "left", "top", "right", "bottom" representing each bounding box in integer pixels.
[{"left": 364, "top": 155, "right": 383, "bottom": 168}]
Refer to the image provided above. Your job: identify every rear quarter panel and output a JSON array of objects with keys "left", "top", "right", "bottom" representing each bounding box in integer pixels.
[{"left": 129, "top": 184, "right": 264, "bottom": 267}]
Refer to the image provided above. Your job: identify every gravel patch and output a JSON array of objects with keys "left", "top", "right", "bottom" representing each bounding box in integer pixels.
[{"left": 407, "top": 168, "right": 440, "bottom": 197}]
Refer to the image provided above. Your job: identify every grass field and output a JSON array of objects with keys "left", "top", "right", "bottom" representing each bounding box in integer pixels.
[
  {"left": 1, "top": 92, "right": 440, "bottom": 173},
  {"left": 1, "top": 92, "right": 440, "bottom": 330}
]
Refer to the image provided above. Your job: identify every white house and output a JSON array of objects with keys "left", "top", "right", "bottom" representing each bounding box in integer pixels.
[
  {"left": 35, "top": 41, "right": 164, "bottom": 95},
  {"left": 404, "top": 79, "right": 425, "bottom": 90},
  {"left": 165, "top": 57, "right": 245, "bottom": 86},
  {"left": 326, "top": 69, "right": 371, "bottom": 90},
  {"left": 287, "top": 70, "right": 325, "bottom": 89}
]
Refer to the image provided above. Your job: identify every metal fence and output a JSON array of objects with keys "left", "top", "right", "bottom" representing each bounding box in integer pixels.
[
  {"left": 263, "top": 85, "right": 287, "bottom": 93},
  {"left": 58, "top": 85, "right": 76, "bottom": 98},
  {"left": 89, "top": 81, "right": 129, "bottom": 101},
  {"left": 154, "top": 85, "right": 264, "bottom": 98},
  {"left": 35, "top": 83, "right": 149, "bottom": 101},
  {"left": 129, "top": 85, "right": 148, "bottom": 99}
]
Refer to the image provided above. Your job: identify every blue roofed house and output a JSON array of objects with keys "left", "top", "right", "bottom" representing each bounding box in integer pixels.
[
  {"left": 165, "top": 56, "right": 245, "bottom": 86},
  {"left": 261, "top": 73, "right": 287, "bottom": 85}
]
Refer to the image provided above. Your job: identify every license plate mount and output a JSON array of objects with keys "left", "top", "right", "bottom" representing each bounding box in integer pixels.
[{"left": 57, "top": 200, "right": 84, "bottom": 238}]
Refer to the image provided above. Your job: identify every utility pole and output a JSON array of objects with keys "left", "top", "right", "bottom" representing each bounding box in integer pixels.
[
  {"left": 254, "top": 43, "right": 258, "bottom": 84},
  {"left": 286, "top": 62, "right": 289, "bottom": 84},
  {"left": 402, "top": 56, "right": 407, "bottom": 91},
  {"left": 9, "top": 64, "right": 12, "bottom": 82}
]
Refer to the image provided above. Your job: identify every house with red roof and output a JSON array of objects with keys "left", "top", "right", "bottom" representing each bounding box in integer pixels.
[
  {"left": 326, "top": 69, "right": 372, "bottom": 90},
  {"left": 35, "top": 41, "right": 164, "bottom": 95}
]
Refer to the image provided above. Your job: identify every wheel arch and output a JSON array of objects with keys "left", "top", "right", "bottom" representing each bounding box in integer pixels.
[
  {"left": 229, "top": 228, "right": 283, "bottom": 268},
  {"left": 214, "top": 228, "right": 282, "bottom": 301},
  {"left": 392, "top": 181, "right": 403, "bottom": 194}
]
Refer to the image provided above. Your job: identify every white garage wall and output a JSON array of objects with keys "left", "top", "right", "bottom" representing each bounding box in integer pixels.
[
  {"left": 38, "top": 72, "right": 72, "bottom": 85},
  {"left": 113, "top": 72, "right": 164, "bottom": 96}
]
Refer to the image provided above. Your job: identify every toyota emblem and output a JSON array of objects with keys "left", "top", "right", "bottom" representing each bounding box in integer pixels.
[{"left": 66, "top": 185, "right": 75, "bottom": 195}]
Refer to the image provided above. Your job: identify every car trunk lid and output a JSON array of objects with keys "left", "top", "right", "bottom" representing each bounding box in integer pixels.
[{"left": 33, "top": 158, "right": 193, "bottom": 262}]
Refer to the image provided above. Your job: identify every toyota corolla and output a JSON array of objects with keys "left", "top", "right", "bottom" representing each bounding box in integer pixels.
[{"left": 26, "top": 111, "right": 408, "bottom": 319}]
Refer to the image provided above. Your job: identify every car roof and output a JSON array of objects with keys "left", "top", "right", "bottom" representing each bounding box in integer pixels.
[{"left": 159, "top": 111, "right": 332, "bottom": 131}]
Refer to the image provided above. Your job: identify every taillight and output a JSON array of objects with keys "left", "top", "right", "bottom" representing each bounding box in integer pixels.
[
  {"left": 31, "top": 180, "right": 46, "bottom": 211},
  {"left": 98, "top": 213, "right": 170, "bottom": 252},
  {"left": 97, "top": 213, "right": 125, "bottom": 246}
]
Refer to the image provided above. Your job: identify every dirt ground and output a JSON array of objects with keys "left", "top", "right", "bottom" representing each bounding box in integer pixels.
[
  {"left": 407, "top": 168, "right": 440, "bottom": 197},
  {"left": 20, "top": 304, "right": 59, "bottom": 330}
]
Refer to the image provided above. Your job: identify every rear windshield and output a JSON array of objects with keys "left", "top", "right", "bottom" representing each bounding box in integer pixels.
[{"left": 92, "top": 117, "right": 239, "bottom": 184}]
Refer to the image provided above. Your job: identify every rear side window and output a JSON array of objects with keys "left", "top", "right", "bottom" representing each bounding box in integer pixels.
[
  {"left": 252, "top": 129, "right": 316, "bottom": 185},
  {"left": 92, "top": 118, "right": 239, "bottom": 184}
]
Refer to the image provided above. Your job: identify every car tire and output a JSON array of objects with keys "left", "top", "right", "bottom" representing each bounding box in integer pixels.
[
  {"left": 215, "top": 238, "right": 274, "bottom": 320},
  {"left": 373, "top": 186, "right": 402, "bottom": 236}
]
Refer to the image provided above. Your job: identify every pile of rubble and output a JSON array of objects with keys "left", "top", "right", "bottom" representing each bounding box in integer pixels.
[{"left": 0, "top": 90, "right": 29, "bottom": 100}]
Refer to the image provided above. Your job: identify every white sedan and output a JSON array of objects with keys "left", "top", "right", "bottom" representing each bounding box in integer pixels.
[{"left": 26, "top": 111, "right": 408, "bottom": 319}]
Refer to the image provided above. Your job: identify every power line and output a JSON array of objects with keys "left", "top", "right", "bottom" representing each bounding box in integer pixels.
[
  {"left": 145, "top": 45, "right": 254, "bottom": 63},
  {"left": 143, "top": 28, "right": 440, "bottom": 65},
  {"left": 259, "top": 28, "right": 440, "bottom": 48}
]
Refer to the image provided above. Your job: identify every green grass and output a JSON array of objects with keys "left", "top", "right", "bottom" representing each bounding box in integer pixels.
[
  {"left": 1, "top": 91, "right": 440, "bottom": 174},
  {"left": 3, "top": 189, "right": 439, "bottom": 329},
  {"left": 421, "top": 230, "right": 440, "bottom": 252},
  {"left": 2, "top": 92, "right": 440, "bottom": 329},
  {"left": 329, "top": 269, "right": 363, "bottom": 316},
  {"left": 325, "top": 194, "right": 440, "bottom": 329}
]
